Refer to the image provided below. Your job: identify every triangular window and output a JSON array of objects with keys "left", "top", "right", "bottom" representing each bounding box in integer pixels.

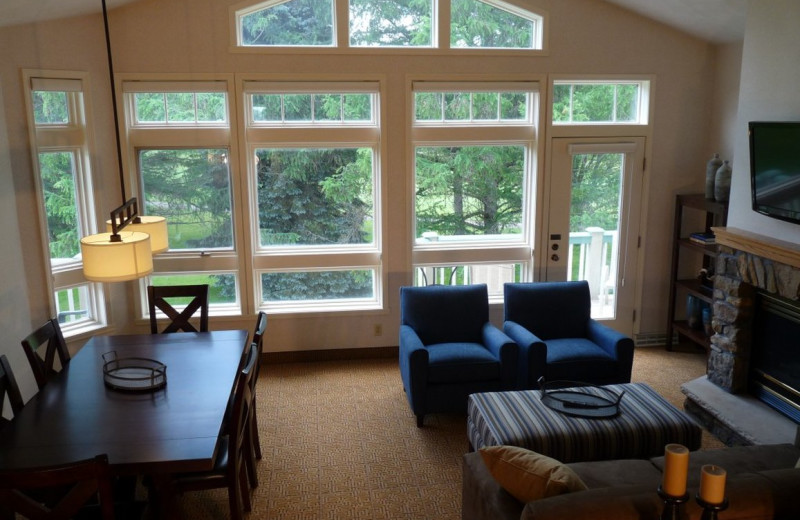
[
  {"left": 239, "top": 0, "right": 335, "bottom": 47},
  {"left": 450, "top": 0, "right": 542, "bottom": 49}
]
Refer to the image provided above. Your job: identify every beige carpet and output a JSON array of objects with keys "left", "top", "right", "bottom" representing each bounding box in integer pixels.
[{"left": 169, "top": 345, "right": 723, "bottom": 519}]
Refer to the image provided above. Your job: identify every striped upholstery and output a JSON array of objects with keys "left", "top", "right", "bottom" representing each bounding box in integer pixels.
[{"left": 467, "top": 383, "right": 701, "bottom": 463}]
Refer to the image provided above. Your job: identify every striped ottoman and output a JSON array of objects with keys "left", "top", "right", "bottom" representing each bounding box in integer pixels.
[{"left": 467, "top": 382, "right": 701, "bottom": 463}]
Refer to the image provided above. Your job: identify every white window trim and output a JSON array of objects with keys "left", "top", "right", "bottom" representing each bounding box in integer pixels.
[{"left": 22, "top": 69, "right": 108, "bottom": 336}]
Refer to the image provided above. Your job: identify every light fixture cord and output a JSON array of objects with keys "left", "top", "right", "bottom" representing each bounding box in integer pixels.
[{"left": 101, "top": 0, "right": 127, "bottom": 204}]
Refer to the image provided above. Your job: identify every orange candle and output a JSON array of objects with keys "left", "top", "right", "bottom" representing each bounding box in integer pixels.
[
  {"left": 662, "top": 444, "right": 689, "bottom": 497},
  {"left": 699, "top": 464, "right": 727, "bottom": 504}
]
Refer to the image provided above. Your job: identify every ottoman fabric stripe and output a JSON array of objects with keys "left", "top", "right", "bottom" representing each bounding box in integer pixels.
[{"left": 467, "top": 383, "right": 701, "bottom": 463}]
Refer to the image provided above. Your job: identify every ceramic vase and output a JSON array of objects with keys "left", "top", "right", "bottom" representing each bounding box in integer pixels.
[
  {"left": 687, "top": 295, "right": 703, "bottom": 330},
  {"left": 714, "top": 160, "right": 732, "bottom": 202},
  {"left": 705, "top": 153, "right": 723, "bottom": 199}
]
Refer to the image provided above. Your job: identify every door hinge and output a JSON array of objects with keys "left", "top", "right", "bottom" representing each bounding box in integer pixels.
[
  {"left": 637, "top": 236, "right": 641, "bottom": 248},
  {"left": 632, "top": 309, "right": 637, "bottom": 322},
  {"left": 642, "top": 157, "right": 646, "bottom": 171}
]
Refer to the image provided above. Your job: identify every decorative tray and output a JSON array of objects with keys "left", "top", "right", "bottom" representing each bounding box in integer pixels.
[
  {"left": 538, "top": 377, "right": 624, "bottom": 418},
  {"left": 102, "top": 351, "right": 167, "bottom": 392}
]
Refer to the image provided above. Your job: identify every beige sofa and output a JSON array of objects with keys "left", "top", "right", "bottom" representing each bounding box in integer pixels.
[{"left": 462, "top": 441, "right": 800, "bottom": 520}]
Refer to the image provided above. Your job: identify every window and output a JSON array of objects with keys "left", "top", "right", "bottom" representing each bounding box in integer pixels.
[
  {"left": 450, "top": 0, "right": 542, "bottom": 50},
  {"left": 243, "top": 80, "right": 383, "bottom": 313},
  {"left": 553, "top": 81, "right": 650, "bottom": 125},
  {"left": 238, "top": 0, "right": 335, "bottom": 47},
  {"left": 122, "top": 79, "right": 242, "bottom": 317},
  {"left": 234, "top": 0, "right": 545, "bottom": 51},
  {"left": 23, "top": 72, "right": 107, "bottom": 335},
  {"left": 411, "top": 80, "right": 538, "bottom": 300}
]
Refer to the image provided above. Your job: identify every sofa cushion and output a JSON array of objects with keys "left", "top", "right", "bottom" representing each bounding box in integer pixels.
[
  {"left": 479, "top": 445, "right": 587, "bottom": 503},
  {"left": 650, "top": 443, "right": 800, "bottom": 487},
  {"left": 567, "top": 459, "right": 663, "bottom": 489}
]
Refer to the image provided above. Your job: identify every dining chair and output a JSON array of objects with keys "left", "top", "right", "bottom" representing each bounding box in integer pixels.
[
  {"left": 0, "top": 354, "right": 24, "bottom": 428},
  {"left": 147, "top": 284, "right": 209, "bottom": 333},
  {"left": 21, "top": 317, "right": 71, "bottom": 390},
  {"left": 167, "top": 341, "right": 258, "bottom": 520},
  {"left": 249, "top": 311, "right": 266, "bottom": 463},
  {"left": 0, "top": 454, "right": 116, "bottom": 520}
]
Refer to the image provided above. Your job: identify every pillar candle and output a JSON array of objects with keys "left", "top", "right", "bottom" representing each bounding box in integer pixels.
[
  {"left": 662, "top": 444, "right": 689, "bottom": 497},
  {"left": 699, "top": 464, "right": 727, "bottom": 504}
]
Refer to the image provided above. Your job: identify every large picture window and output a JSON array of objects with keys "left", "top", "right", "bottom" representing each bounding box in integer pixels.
[
  {"left": 243, "top": 80, "right": 383, "bottom": 312},
  {"left": 23, "top": 72, "right": 107, "bottom": 335},
  {"left": 411, "top": 80, "right": 538, "bottom": 300},
  {"left": 122, "top": 78, "right": 242, "bottom": 317}
]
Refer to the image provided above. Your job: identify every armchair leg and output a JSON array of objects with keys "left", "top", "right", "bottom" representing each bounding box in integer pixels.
[{"left": 416, "top": 414, "right": 424, "bottom": 427}]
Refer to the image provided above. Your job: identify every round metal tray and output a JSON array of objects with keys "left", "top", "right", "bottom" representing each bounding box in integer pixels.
[
  {"left": 102, "top": 351, "right": 167, "bottom": 392},
  {"left": 538, "top": 378, "right": 624, "bottom": 418}
]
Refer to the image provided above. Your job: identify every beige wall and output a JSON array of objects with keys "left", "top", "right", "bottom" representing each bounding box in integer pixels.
[
  {"left": 1, "top": 0, "right": 740, "bottom": 357},
  {"left": 727, "top": 0, "right": 800, "bottom": 242}
]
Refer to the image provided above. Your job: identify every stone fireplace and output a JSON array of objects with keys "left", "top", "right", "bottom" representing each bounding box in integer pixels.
[{"left": 682, "top": 226, "right": 800, "bottom": 445}]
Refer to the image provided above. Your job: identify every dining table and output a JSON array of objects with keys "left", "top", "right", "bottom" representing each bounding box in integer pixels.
[{"left": 0, "top": 329, "right": 249, "bottom": 516}]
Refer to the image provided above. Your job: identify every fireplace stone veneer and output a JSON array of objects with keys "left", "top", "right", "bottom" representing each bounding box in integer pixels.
[{"left": 709, "top": 227, "right": 800, "bottom": 393}]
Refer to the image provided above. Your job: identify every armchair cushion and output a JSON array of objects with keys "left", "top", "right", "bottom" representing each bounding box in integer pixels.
[
  {"left": 401, "top": 284, "right": 488, "bottom": 345},
  {"left": 427, "top": 343, "right": 502, "bottom": 383},
  {"left": 504, "top": 281, "right": 590, "bottom": 340}
]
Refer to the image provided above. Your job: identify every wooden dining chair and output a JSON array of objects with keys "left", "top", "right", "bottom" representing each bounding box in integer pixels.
[
  {"left": 0, "top": 354, "right": 24, "bottom": 428},
  {"left": 249, "top": 311, "right": 267, "bottom": 463},
  {"left": 0, "top": 454, "right": 116, "bottom": 520},
  {"left": 167, "top": 341, "right": 258, "bottom": 520},
  {"left": 147, "top": 284, "right": 209, "bottom": 333},
  {"left": 21, "top": 318, "right": 71, "bottom": 390}
]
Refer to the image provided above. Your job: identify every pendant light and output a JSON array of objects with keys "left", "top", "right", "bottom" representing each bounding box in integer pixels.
[{"left": 80, "top": 0, "right": 167, "bottom": 282}]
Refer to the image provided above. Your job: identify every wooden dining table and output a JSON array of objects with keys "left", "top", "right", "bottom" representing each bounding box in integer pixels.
[{"left": 0, "top": 329, "right": 249, "bottom": 516}]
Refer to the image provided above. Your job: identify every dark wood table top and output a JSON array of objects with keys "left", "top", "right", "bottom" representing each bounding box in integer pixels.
[{"left": 0, "top": 330, "right": 248, "bottom": 476}]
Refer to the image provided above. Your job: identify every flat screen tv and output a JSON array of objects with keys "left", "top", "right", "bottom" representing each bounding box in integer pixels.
[{"left": 750, "top": 121, "right": 800, "bottom": 224}]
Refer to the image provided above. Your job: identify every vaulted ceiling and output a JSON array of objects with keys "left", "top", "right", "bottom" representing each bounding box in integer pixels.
[{"left": 0, "top": 0, "right": 748, "bottom": 43}]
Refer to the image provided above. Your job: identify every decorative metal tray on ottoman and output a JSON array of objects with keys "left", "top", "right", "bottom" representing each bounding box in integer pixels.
[
  {"left": 102, "top": 351, "right": 167, "bottom": 392},
  {"left": 538, "top": 377, "right": 624, "bottom": 418}
]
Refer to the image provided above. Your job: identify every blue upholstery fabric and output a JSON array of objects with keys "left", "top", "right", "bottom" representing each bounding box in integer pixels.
[
  {"left": 399, "top": 284, "right": 518, "bottom": 426},
  {"left": 503, "top": 281, "right": 634, "bottom": 389}
]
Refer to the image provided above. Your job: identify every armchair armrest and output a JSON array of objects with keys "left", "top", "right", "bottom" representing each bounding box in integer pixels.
[
  {"left": 586, "top": 319, "right": 634, "bottom": 382},
  {"left": 503, "top": 320, "right": 546, "bottom": 389},
  {"left": 399, "top": 324, "right": 429, "bottom": 411},
  {"left": 482, "top": 323, "right": 519, "bottom": 390}
]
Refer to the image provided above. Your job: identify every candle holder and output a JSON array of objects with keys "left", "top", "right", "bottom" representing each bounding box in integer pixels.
[
  {"left": 695, "top": 494, "right": 729, "bottom": 520},
  {"left": 658, "top": 485, "right": 689, "bottom": 520}
]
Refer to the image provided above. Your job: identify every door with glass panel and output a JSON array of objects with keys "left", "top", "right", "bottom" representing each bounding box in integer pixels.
[{"left": 546, "top": 138, "right": 644, "bottom": 334}]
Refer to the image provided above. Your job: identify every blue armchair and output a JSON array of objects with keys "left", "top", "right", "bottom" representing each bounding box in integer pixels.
[
  {"left": 503, "top": 281, "right": 634, "bottom": 389},
  {"left": 399, "top": 284, "right": 518, "bottom": 427}
]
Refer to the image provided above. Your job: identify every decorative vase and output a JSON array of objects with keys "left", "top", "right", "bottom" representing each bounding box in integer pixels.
[
  {"left": 714, "top": 160, "right": 732, "bottom": 202},
  {"left": 687, "top": 295, "right": 703, "bottom": 330},
  {"left": 705, "top": 153, "right": 722, "bottom": 199},
  {"left": 702, "top": 306, "right": 713, "bottom": 336}
]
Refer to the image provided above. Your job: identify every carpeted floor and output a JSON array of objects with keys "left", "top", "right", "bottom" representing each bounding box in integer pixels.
[{"left": 169, "top": 344, "right": 724, "bottom": 519}]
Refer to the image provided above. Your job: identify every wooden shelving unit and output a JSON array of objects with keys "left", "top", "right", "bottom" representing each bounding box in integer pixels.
[{"left": 665, "top": 193, "right": 728, "bottom": 351}]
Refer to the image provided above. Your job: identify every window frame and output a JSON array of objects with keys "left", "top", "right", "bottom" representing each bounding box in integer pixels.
[
  {"left": 240, "top": 76, "right": 386, "bottom": 314},
  {"left": 228, "top": 0, "right": 549, "bottom": 55},
  {"left": 118, "top": 74, "right": 246, "bottom": 320},
  {"left": 22, "top": 70, "right": 109, "bottom": 337},
  {"left": 409, "top": 77, "right": 541, "bottom": 300}
]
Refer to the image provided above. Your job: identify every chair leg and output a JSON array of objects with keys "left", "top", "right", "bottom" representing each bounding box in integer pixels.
[
  {"left": 251, "top": 408, "right": 262, "bottom": 460},
  {"left": 416, "top": 414, "right": 424, "bottom": 427}
]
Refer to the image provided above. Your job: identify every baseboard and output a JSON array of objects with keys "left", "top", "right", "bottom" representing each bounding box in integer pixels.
[
  {"left": 634, "top": 332, "right": 669, "bottom": 347},
  {"left": 264, "top": 346, "right": 398, "bottom": 364}
]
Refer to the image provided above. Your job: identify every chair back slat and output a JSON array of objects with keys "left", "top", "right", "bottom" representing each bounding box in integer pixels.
[
  {"left": 0, "top": 354, "right": 24, "bottom": 425},
  {"left": 147, "top": 284, "right": 210, "bottom": 333},
  {"left": 21, "top": 318, "right": 71, "bottom": 390},
  {"left": 0, "top": 454, "right": 115, "bottom": 520}
]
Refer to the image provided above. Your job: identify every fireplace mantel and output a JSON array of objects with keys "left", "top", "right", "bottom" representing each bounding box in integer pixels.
[{"left": 713, "top": 226, "right": 800, "bottom": 268}]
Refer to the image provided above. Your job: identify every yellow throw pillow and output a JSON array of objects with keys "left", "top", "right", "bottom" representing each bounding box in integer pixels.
[{"left": 479, "top": 445, "right": 588, "bottom": 503}]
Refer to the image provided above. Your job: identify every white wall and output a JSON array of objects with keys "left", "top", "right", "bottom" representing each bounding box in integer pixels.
[
  {"left": 0, "top": 82, "right": 37, "bottom": 401},
  {"left": 727, "top": 0, "right": 800, "bottom": 241},
  {"left": 0, "top": 0, "right": 733, "bottom": 351}
]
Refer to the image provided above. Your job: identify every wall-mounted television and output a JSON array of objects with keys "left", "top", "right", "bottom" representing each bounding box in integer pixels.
[{"left": 750, "top": 121, "right": 800, "bottom": 224}]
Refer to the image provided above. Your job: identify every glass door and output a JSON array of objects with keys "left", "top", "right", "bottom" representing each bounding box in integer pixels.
[{"left": 546, "top": 137, "right": 644, "bottom": 334}]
